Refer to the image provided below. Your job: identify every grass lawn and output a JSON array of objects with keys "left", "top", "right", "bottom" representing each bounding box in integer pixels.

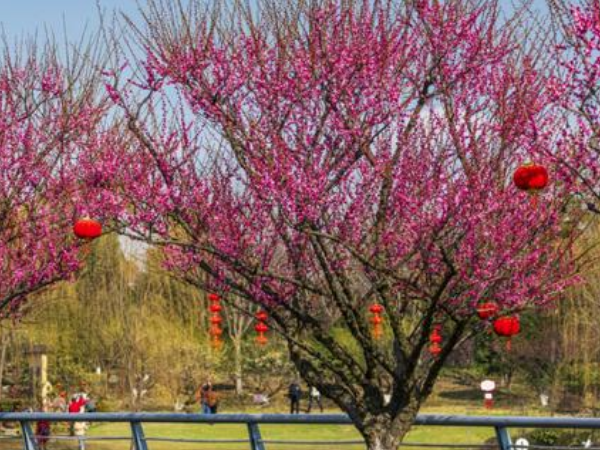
[
  {"left": 0, "top": 376, "right": 548, "bottom": 449},
  {"left": 14, "top": 419, "right": 495, "bottom": 450},
  {"left": 0, "top": 403, "right": 528, "bottom": 450}
]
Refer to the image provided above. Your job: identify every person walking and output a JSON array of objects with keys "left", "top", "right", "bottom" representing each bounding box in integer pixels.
[
  {"left": 35, "top": 405, "right": 51, "bottom": 450},
  {"left": 197, "top": 382, "right": 212, "bottom": 414},
  {"left": 68, "top": 395, "right": 87, "bottom": 450},
  {"left": 288, "top": 381, "right": 302, "bottom": 414},
  {"left": 307, "top": 386, "right": 323, "bottom": 413},
  {"left": 205, "top": 385, "right": 219, "bottom": 414}
]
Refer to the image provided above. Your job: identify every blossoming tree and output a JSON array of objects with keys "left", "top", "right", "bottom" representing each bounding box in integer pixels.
[
  {"left": 104, "top": 1, "right": 580, "bottom": 447},
  {"left": 548, "top": 0, "right": 600, "bottom": 213},
  {"left": 0, "top": 39, "right": 110, "bottom": 316}
]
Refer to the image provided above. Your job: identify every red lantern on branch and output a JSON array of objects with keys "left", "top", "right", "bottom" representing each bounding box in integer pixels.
[
  {"left": 513, "top": 162, "right": 549, "bottom": 208},
  {"left": 429, "top": 343, "right": 442, "bottom": 357},
  {"left": 255, "top": 310, "right": 268, "bottom": 322},
  {"left": 369, "top": 303, "right": 384, "bottom": 339},
  {"left": 429, "top": 325, "right": 443, "bottom": 357},
  {"left": 208, "top": 293, "right": 223, "bottom": 349},
  {"left": 476, "top": 302, "right": 499, "bottom": 320},
  {"left": 73, "top": 218, "right": 102, "bottom": 240},
  {"left": 254, "top": 312, "right": 269, "bottom": 345},
  {"left": 493, "top": 316, "right": 520, "bottom": 351},
  {"left": 209, "top": 303, "right": 222, "bottom": 313}
]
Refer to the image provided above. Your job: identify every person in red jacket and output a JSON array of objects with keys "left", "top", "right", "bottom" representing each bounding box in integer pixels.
[{"left": 68, "top": 395, "right": 86, "bottom": 436}]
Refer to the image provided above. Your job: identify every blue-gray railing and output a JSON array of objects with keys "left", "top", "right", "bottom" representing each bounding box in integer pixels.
[{"left": 1, "top": 412, "right": 600, "bottom": 450}]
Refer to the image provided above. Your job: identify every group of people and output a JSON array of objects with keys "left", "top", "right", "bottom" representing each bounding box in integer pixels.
[
  {"left": 194, "top": 380, "right": 324, "bottom": 415},
  {"left": 35, "top": 392, "right": 96, "bottom": 450},
  {"left": 288, "top": 382, "right": 323, "bottom": 414}
]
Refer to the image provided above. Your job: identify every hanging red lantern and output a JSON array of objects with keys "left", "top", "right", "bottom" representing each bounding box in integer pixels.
[
  {"left": 255, "top": 321, "right": 269, "bottom": 345},
  {"left": 255, "top": 322, "right": 269, "bottom": 333},
  {"left": 369, "top": 303, "right": 384, "bottom": 340},
  {"left": 255, "top": 310, "right": 268, "bottom": 322},
  {"left": 429, "top": 343, "right": 442, "bottom": 356},
  {"left": 369, "top": 304, "right": 384, "bottom": 314},
  {"left": 493, "top": 316, "right": 520, "bottom": 351},
  {"left": 429, "top": 329, "right": 442, "bottom": 344},
  {"left": 207, "top": 293, "right": 223, "bottom": 349},
  {"left": 370, "top": 315, "right": 383, "bottom": 325},
  {"left": 73, "top": 218, "right": 102, "bottom": 240},
  {"left": 477, "top": 302, "right": 499, "bottom": 320},
  {"left": 210, "top": 325, "right": 223, "bottom": 336},
  {"left": 428, "top": 324, "right": 443, "bottom": 356},
  {"left": 513, "top": 163, "right": 549, "bottom": 192},
  {"left": 209, "top": 303, "right": 222, "bottom": 313}
]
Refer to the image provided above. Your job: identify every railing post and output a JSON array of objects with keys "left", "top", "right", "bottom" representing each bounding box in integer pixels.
[
  {"left": 495, "top": 426, "right": 512, "bottom": 450},
  {"left": 248, "top": 422, "right": 266, "bottom": 450},
  {"left": 131, "top": 421, "right": 149, "bottom": 450},
  {"left": 20, "top": 421, "right": 36, "bottom": 450}
]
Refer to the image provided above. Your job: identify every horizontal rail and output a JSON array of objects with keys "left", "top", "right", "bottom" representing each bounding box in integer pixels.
[
  {"left": 3, "top": 413, "right": 600, "bottom": 450},
  {"left": 3, "top": 412, "right": 600, "bottom": 428}
]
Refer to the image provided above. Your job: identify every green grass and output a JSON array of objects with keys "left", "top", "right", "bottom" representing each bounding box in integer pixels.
[
  {"left": 0, "top": 404, "right": 516, "bottom": 450},
  {"left": 19, "top": 420, "right": 495, "bottom": 450}
]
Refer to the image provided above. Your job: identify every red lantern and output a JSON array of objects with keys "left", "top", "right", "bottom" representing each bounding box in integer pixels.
[
  {"left": 493, "top": 316, "right": 520, "bottom": 351},
  {"left": 255, "top": 322, "right": 269, "bottom": 333},
  {"left": 430, "top": 330, "right": 442, "bottom": 344},
  {"left": 429, "top": 343, "right": 442, "bottom": 356},
  {"left": 369, "top": 303, "right": 384, "bottom": 340},
  {"left": 369, "top": 304, "right": 384, "bottom": 314},
  {"left": 513, "top": 163, "right": 549, "bottom": 192},
  {"left": 370, "top": 315, "right": 383, "bottom": 325},
  {"left": 255, "top": 311, "right": 268, "bottom": 322},
  {"left": 255, "top": 321, "right": 269, "bottom": 345},
  {"left": 207, "top": 293, "right": 223, "bottom": 350},
  {"left": 209, "top": 325, "right": 223, "bottom": 336},
  {"left": 73, "top": 218, "right": 102, "bottom": 240},
  {"left": 477, "top": 302, "right": 499, "bottom": 320}
]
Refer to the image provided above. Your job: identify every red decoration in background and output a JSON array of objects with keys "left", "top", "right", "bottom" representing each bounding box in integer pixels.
[
  {"left": 73, "top": 218, "right": 102, "bottom": 240},
  {"left": 429, "top": 324, "right": 443, "bottom": 357},
  {"left": 477, "top": 302, "right": 499, "bottom": 320},
  {"left": 255, "top": 311, "right": 269, "bottom": 345},
  {"left": 513, "top": 163, "right": 549, "bottom": 191},
  {"left": 208, "top": 293, "right": 223, "bottom": 349},
  {"left": 369, "top": 304, "right": 384, "bottom": 339},
  {"left": 493, "top": 316, "right": 520, "bottom": 351}
]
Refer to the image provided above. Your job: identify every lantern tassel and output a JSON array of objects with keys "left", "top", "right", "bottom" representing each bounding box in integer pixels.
[
  {"left": 506, "top": 338, "right": 512, "bottom": 352},
  {"left": 530, "top": 193, "right": 538, "bottom": 208}
]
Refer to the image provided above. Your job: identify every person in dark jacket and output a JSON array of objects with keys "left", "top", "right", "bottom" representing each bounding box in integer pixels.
[{"left": 288, "top": 381, "right": 302, "bottom": 414}]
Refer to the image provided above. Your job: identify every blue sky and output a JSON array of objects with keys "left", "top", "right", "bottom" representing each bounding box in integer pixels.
[
  {"left": 0, "top": 1, "right": 140, "bottom": 41},
  {"left": 0, "top": 0, "right": 549, "bottom": 42}
]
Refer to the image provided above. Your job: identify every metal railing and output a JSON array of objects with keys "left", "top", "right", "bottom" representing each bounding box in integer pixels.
[{"left": 0, "top": 412, "right": 599, "bottom": 450}]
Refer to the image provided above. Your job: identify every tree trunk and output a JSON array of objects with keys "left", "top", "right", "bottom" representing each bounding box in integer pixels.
[
  {"left": 233, "top": 337, "right": 243, "bottom": 395},
  {"left": 362, "top": 414, "right": 413, "bottom": 450},
  {"left": 0, "top": 327, "right": 9, "bottom": 402}
]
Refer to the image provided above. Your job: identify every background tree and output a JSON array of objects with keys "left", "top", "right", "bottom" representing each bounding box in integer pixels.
[
  {"left": 98, "top": 1, "right": 586, "bottom": 448},
  {"left": 547, "top": 0, "right": 600, "bottom": 213},
  {"left": 0, "top": 35, "right": 112, "bottom": 315}
]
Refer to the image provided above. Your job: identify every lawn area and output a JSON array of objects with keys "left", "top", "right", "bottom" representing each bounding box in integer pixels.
[
  {"left": 0, "top": 377, "right": 548, "bottom": 450},
  {"left": 17, "top": 419, "right": 495, "bottom": 450}
]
